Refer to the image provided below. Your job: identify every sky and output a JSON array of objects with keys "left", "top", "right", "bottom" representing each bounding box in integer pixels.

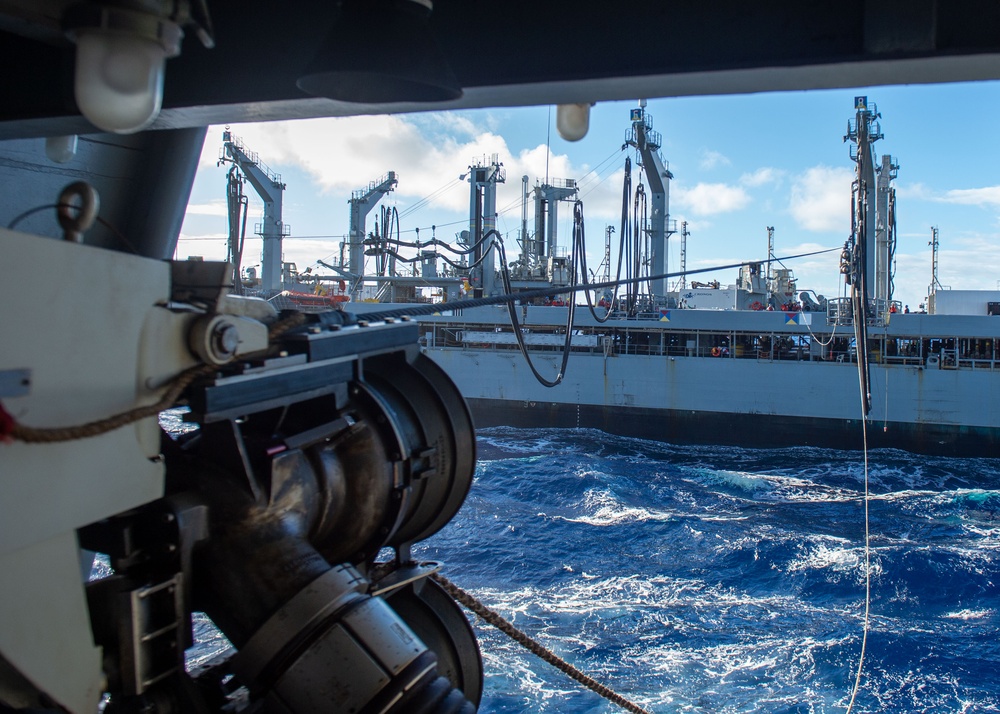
[{"left": 178, "top": 80, "right": 1000, "bottom": 311}]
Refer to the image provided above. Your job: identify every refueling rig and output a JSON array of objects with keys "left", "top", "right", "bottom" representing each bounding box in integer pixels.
[{"left": 2, "top": 215, "right": 482, "bottom": 713}]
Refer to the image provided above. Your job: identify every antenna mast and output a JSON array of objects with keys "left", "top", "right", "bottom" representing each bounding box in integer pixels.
[
  {"left": 929, "top": 225, "right": 942, "bottom": 298},
  {"left": 678, "top": 221, "right": 689, "bottom": 290}
]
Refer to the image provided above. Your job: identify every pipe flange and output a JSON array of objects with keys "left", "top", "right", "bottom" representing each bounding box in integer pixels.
[{"left": 232, "top": 564, "right": 368, "bottom": 689}]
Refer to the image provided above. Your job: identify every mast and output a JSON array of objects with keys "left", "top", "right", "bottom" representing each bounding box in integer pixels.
[
  {"left": 533, "top": 179, "right": 578, "bottom": 265},
  {"left": 466, "top": 156, "right": 505, "bottom": 297},
  {"left": 844, "top": 96, "right": 883, "bottom": 303},
  {"left": 625, "top": 99, "right": 673, "bottom": 297},
  {"left": 678, "top": 221, "right": 689, "bottom": 290},
  {"left": 603, "top": 225, "right": 613, "bottom": 284},
  {"left": 929, "top": 225, "right": 942, "bottom": 299},
  {"left": 876, "top": 154, "right": 900, "bottom": 302},
  {"left": 520, "top": 174, "right": 530, "bottom": 271},
  {"left": 766, "top": 225, "right": 775, "bottom": 293}
]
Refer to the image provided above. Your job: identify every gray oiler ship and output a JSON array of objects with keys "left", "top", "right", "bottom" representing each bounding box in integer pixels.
[
  {"left": 353, "top": 99, "right": 1000, "bottom": 457},
  {"left": 418, "top": 302, "right": 1000, "bottom": 456}
]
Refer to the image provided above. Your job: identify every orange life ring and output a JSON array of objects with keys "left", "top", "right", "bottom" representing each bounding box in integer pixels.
[
  {"left": 711, "top": 346, "right": 721, "bottom": 357},
  {"left": 749, "top": 301, "right": 764, "bottom": 311}
]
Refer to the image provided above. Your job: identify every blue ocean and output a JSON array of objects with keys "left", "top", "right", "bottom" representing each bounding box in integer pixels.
[
  {"left": 177, "top": 421, "right": 1000, "bottom": 713},
  {"left": 416, "top": 427, "right": 1000, "bottom": 714}
]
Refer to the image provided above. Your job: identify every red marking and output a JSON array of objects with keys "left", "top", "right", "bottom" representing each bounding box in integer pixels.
[{"left": 0, "top": 402, "right": 15, "bottom": 443}]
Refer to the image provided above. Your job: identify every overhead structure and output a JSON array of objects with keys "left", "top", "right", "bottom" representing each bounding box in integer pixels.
[
  {"left": 5, "top": 2, "right": 1000, "bottom": 139},
  {"left": 348, "top": 172, "right": 398, "bottom": 297},
  {"left": 221, "top": 130, "right": 288, "bottom": 292},
  {"left": 625, "top": 100, "right": 673, "bottom": 297}
]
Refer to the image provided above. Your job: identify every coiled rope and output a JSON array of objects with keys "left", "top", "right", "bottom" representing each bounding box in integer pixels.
[{"left": 431, "top": 573, "right": 651, "bottom": 714}]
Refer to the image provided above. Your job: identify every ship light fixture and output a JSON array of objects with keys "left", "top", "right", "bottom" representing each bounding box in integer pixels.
[
  {"left": 556, "top": 103, "right": 593, "bottom": 141},
  {"left": 64, "top": 2, "right": 183, "bottom": 134},
  {"left": 297, "top": 0, "right": 462, "bottom": 103},
  {"left": 45, "top": 135, "right": 79, "bottom": 163}
]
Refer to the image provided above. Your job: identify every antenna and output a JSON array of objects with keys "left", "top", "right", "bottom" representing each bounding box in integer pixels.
[{"left": 929, "top": 225, "right": 942, "bottom": 298}]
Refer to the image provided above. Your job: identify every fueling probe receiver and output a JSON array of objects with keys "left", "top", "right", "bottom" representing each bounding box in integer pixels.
[{"left": 1, "top": 239, "right": 482, "bottom": 713}]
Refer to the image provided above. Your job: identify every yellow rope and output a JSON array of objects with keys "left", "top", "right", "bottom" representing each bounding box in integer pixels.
[
  {"left": 431, "top": 573, "right": 652, "bottom": 714},
  {"left": 4, "top": 312, "right": 309, "bottom": 444},
  {"left": 7, "top": 363, "right": 214, "bottom": 443}
]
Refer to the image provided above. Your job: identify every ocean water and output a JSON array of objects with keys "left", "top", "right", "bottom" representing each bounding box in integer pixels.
[
  {"left": 414, "top": 427, "right": 1000, "bottom": 714},
  {"left": 172, "top": 418, "right": 1000, "bottom": 713}
]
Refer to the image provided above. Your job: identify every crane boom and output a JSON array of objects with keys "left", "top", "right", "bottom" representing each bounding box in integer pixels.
[
  {"left": 222, "top": 129, "right": 287, "bottom": 291},
  {"left": 348, "top": 172, "right": 398, "bottom": 296},
  {"left": 626, "top": 102, "right": 673, "bottom": 297}
]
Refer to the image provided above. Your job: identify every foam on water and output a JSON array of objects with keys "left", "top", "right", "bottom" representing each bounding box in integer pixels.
[{"left": 417, "top": 427, "right": 1000, "bottom": 713}]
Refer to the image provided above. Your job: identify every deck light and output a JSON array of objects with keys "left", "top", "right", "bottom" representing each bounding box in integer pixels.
[
  {"left": 556, "top": 103, "right": 593, "bottom": 141},
  {"left": 64, "top": 1, "right": 215, "bottom": 134},
  {"left": 64, "top": 3, "right": 182, "bottom": 134}
]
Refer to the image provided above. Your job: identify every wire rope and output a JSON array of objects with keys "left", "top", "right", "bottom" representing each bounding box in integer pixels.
[
  {"left": 360, "top": 247, "right": 839, "bottom": 323},
  {"left": 844, "top": 149, "right": 873, "bottom": 713},
  {"left": 844, "top": 333, "right": 873, "bottom": 714}
]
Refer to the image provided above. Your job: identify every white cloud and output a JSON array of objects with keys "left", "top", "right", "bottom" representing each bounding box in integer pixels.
[
  {"left": 185, "top": 201, "right": 228, "bottom": 217},
  {"left": 893, "top": 181, "right": 934, "bottom": 201},
  {"left": 740, "top": 167, "right": 783, "bottom": 187},
  {"left": 212, "top": 116, "right": 617, "bottom": 232},
  {"left": 699, "top": 150, "right": 731, "bottom": 171},
  {"left": 939, "top": 186, "right": 1000, "bottom": 207},
  {"left": 788, "top": 165, "right": 853, "bottom": 232},
  {"left": 673, "top": 182, "right": 750, "bottom": 215},
  {"left": 888, "top": 232, "right": 1000, "bottom": 309},
  {"left": 890, "top": 182, "right": 1000, "bottom": 209}
]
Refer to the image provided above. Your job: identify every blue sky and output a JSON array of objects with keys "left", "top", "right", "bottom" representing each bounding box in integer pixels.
[{"left": 180, "top": 80, "right": 1000, "bottom": 310}]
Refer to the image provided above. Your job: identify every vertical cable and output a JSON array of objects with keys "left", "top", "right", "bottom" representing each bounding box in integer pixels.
[{"left": 845, "top": 412, "right": 872, "bottom": 714}]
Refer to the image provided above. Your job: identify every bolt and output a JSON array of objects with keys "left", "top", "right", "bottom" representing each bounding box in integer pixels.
[{"left": 211, "top": 321, "right": 240, "bottom": 360}]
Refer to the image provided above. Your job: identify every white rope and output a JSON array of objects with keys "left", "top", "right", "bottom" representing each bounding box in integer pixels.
[
  {"left": 845, "top": 413, "right": 872, "bottom": 714},
  {"left": 804, "top": 320, "right": 838, "bottom": 348},
  {"left": 845, "top": 293, "right": 873, "bottom": 713}
]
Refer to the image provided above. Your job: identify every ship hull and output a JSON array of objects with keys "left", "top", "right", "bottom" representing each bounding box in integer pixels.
[
  {"left": 464, "top": 396, "right": 1000, "bottom": 456},
  {"left": 428, "top": 346, "right": 1000, "bottom": 457}
]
